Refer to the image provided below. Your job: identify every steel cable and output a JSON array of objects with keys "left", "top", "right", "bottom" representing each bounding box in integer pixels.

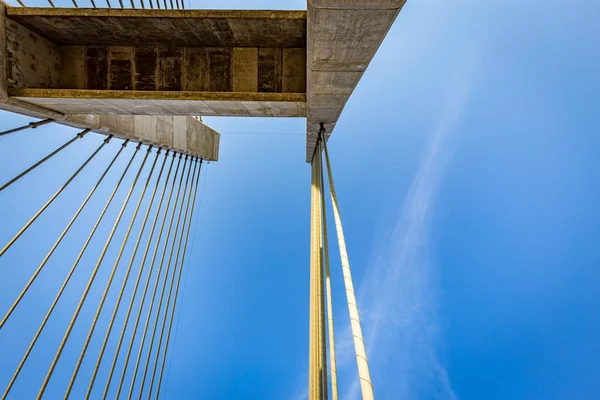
[
  {"left": 111, "top": 154, "right": 183, "bottom": 399},
  {"left": 95, "top": 151, "right": 176, "bottom": 399},
  {"left": 1, "top": 136, "right": 121, "bottom": 400},
  {"left": 322, "top": 133, "right": 375, "bottom": 400},
  {"left": 0, "top": 119, "right": 53, "bottom": 137},
  {"left": 319, "top": 150, "right": 339, "bottom": 400},
  {"left": 0, "top": 130, "right": 88, "bottom": 193},
  {"left": 154, "top": 159, "right": 202, "bottom": 400},
  {"left": 36, "top": 143, "right": 150, "bottom": 398},
  {"left": 84, "top": 149, "right": 169, "bottom": 399},
  {"left": 0, "top": 129, "right": 97, "bottom": 258},
  {"left": 0, "top": 137, "right": 126, "bottom": 329},
  {"left": 145, "top": 159, "right": 197, "bottom": 399},
  {"left": 64, "top": 146, "right": 161, "bottom": 398},
  {"left": 128, "top": 156, "right": 190, "bottom": 400}
]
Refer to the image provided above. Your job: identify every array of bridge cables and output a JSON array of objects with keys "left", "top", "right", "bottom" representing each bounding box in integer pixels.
[{"left": 0, "top": 119, "right": 204, "bottom": 399}]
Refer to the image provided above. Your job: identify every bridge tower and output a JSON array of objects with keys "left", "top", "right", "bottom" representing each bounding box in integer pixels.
[{"left": 0, "top": 0, "right": 405, "bottom": 398}]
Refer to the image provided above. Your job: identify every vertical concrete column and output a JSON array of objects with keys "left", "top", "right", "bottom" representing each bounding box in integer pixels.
[
  {"left": 309, "top": 145, "right": 327, "bottom": 399},
  {"left": 317, "top": 142, "right": 329, "bottom": 400}
]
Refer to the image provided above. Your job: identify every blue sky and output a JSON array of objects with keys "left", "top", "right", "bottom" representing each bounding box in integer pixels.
[{"left": 1, "top": 0, "right": 600, "bottom": 399}]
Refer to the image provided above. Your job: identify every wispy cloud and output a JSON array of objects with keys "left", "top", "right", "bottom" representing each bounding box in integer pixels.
[{"left": 339, "top": 50, "right": 480, "bottom": 400}]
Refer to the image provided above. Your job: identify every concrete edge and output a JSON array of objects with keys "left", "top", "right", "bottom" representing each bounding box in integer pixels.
[
  {"left": 9, "top": 88, "right": 307, "bottom": 103},
  {"left": 0, "top": 2, "right": 7, "bottom": 104},
  {"left": 308, "top": 0, "right": 405, "bottom": 10},
  {"left": 7, "top": 8, "right": 307, "bottom": 20}
]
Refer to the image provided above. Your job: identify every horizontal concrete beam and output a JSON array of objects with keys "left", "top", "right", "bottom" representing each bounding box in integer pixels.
[
  {"left": 9, "top": 89, "right": 307, "bottom": 117},
  {"left": 0, "top": 96, "right": 221, "bottom": 160},
  {"left": 2, "top": 7, "right": 307, "bottom": 117},
  {"left": 305, "top": 0, "right": 406, "bottom": 161},
  {"left": 65, "top": 115, "right": 220, "bottom": 161}
]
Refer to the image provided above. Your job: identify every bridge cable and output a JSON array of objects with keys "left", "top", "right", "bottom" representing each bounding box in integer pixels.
[
  {"left": 36, "top": 142, "right": 149, "bottom": 398},
  {"left": 141, "top": 159, "right": 196, "bottom": 398},
  {"left": 64, "top": 146, "right": 162, "bottom": 398},
  {"left": 147, "top": 158, "right": 198, "bottom": 399},
  {"left": 154, "top": 159, "right": 202, "bottom": 400},
  {"left": 0, "top": 136, "right": 123, "bottom": 399},
  {"left": 319, "top": 142, "right": 338, "bottom": 400},
  {"left": 85, "top": 149, "right": 171, "bottom": 399},
  {"left": 322, "top": 131, "right": 375, "bottom": 400},
  {"left": 0, "top": 128, "right": 88, "bottom": 192},
  {"left": 129, "top": 155, "right": 191, "bottom": 400},
  {"left": 0, "top": 129, "right": 96, "bottom": 258},
  {"left": 160, "top": 162, "right": 208, "bottom": 397},
  {"left": 0, "top": 118, "right": 53, "bottom": 137},
  {"left": 0, "top": 135, "right": 126, "bottom": 329},
  {"left": 98, "top": 151, "right": 178, "bottom": 399},
  {"left": 111, "top": 153, "right": 183, "bottom": 399}
]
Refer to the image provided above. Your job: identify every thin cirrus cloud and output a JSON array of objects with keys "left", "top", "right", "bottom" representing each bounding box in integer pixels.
[{"left": 337, "top": 48, "right": 480, "bottom": 400}]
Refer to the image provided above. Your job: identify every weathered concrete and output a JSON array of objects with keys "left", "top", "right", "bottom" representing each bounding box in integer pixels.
[
  {"left": 1, "top": 2, "right": 405, "bottom": 161},
  {"left": 0, "top": 3, "right": 219, "bottom": 161},
  {"left": 64, "top": 115, "right": 220, "bottom": 160},
  {"left": 0, "top": 96, "right": 220, "bottom": 159},
  {"left": 55, "top": 45, "right": 306, "bottom": 93},
  {"left": 7, "top": 8, "right": 307, "bottom": 48},
  {"left": 305, "top": 0, "right": 406, "bottom": 161},
  {"left": 9, "top": 89, "right": 307, "bottom": 117},
  {"left": 0, "top": 92, "right": 220, "bottom": 158},
  {"left": 0, "top": 3, "right": 7, "bottom": 104},
  {"left": 4, "top": 14, "right": 60, "bottom": 90},
  {"left": 1, "top": 8, "right": 307, "bottom": 118}
]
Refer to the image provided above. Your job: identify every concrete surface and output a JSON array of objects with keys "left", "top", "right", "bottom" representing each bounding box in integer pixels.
[
  {"left": 9, "top": 90, "right": 307, "bottom": 116},
  {"left": 305, "top": 0, "right": 406, "bottom": 161},
  {"left": 7, "top": 8, "right": 306, "bottom": 48},
  {"left": 1, "top": 2, "right": 406, "bottom": 162},
  {"left": 65, "top": 114, "right": 220, "bottom": 160}
]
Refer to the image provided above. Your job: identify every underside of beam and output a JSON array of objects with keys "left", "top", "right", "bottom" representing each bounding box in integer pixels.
[
  {"left": 305, "top": 0, "right": 406, "bottom": 161},
  {"left": 9, "top": 90, "right": 307, "bottom": 117},
  {"left": 0, "top": 6, "right": 307, "bottom": 117}
]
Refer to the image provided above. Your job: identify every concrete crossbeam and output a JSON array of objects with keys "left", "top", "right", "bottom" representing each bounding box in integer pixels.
[
  {"left": 64, "top": 115, "right": 220, "bottom": 161},
  {"left": 0, "top": 95, "right": 220, "bottom": 160},
  {"left": 0, "top": 7, "right": 307, "bottom": 117}
]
